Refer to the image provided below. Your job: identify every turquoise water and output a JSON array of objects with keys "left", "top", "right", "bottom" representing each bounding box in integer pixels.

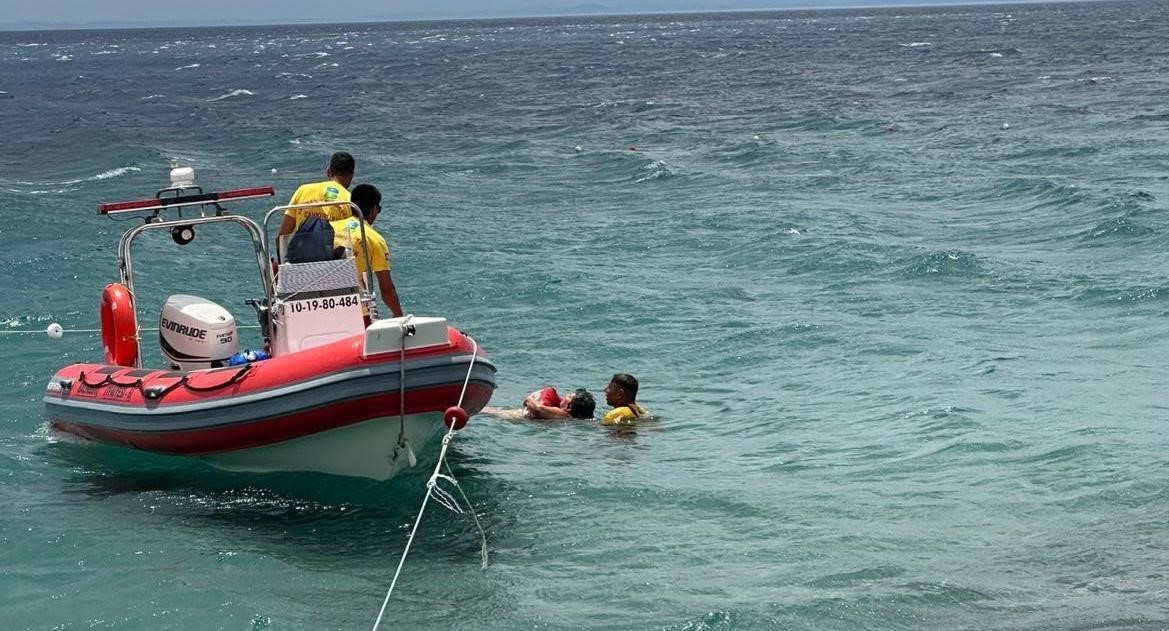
[{"left": 4, "top": 2, "right": 1169, "bottom": 628}]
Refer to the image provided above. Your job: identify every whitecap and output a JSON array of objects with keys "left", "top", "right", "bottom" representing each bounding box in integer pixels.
[
  {"left": 635, "top": 160, "right": 675, "bottom": 183},
  {"left": 76, "top": 166, "right": 142, "bottom": 184},
  {"left": 208, "top": 89, "right": 254, "bottom": 102},
  {"left": 901, "top": 42, "right": 931, "bottom": 47},
  {"left": 17, "top": 43, "right": 46, "bottom": 47},
  {"left": 175, "top": 63, "right": 200, "bottom": 70},
  {"left": 140, "top": 94, "right": 165, "bottom": 100},
  {"left": 989, "top": 52, "right": 1003, "bottom": 58},
  {"left": 55, "top": 55, "right": 72, "bottom": 62},
  {"left": 290, "top": 94, "right": 308, "bottom": 100}
]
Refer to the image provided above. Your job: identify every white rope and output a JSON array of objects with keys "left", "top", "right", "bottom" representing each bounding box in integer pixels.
[
  {"left": 372, "top": 339, "right": 485, "bottom": 631},
  {"left": 0, "top": 324, "right": 263, "bottom": 336}
]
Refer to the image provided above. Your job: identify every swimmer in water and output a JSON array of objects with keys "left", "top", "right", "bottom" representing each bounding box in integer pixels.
[
  {"left": 481, "top": 386, "right": 596, "bottom": 421},
  {"left": 601, "top": 373, "right": 648, "bottom": 425}
]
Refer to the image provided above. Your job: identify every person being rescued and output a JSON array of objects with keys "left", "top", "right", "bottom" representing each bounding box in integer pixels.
[
  {"left": 331, "top": 183, "right": 403, "bottom": 320},
  {"left": 522, "top": 386, "right": 596, "bottom": 420},
  {"left": 602, "top": 373, "right": 648, "bottom": 425}
]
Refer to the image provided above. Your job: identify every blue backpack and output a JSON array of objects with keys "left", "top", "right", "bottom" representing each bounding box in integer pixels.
[{"left": 285, "top": 217, "right": 342, "bottom": 263}]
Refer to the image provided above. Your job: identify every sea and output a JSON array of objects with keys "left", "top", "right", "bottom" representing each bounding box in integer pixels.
[{"left": 3, "top": 1, "right": 1169, "bottom": 629}]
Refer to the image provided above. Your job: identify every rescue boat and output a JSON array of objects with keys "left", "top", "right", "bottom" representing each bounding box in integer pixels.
[{"left": 44, "top": 166, "right": 495, "bottom": 480}]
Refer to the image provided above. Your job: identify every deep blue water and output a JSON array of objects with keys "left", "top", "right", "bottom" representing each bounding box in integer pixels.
[{"left": 4, "top": 1, "right": 1169, "bottom": 629}]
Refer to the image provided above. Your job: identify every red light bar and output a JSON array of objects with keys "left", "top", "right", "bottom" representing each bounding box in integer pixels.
[
  {"left": 218, "top": 186, "right": 275, "bottom": 200},
  {"left": 97, "top": 186, "right": 276, "bottom": 215},
  {"left": 98, "top": 198, "right": 161, "bottom": 213}
]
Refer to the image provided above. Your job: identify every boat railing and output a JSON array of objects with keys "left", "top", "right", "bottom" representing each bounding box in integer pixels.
[{"left": 115, "top": 213, "right": 275, "bottom": 368}]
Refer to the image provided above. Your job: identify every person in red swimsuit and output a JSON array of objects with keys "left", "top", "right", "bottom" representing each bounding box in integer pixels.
[{"left": 522, "top": 386, "right": 596, "bottom": 420}]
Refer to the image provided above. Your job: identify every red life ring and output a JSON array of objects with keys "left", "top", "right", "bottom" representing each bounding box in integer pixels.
[{"left": 100, "top": 283, "right": 138, "bottom": 367}]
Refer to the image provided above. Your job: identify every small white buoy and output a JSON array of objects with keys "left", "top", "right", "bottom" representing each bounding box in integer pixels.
[
  {"left": 46, "top": 323, "right": 64, "bottom": 339},
  {"left": 1002, "top": 123, "right": 1010, "bottom": 129},
  {"left": 573, "top": 145, "right": 583, "bottom": 152},
  {"left": 270, "top": 168, "right": 278, "bottom": 174}
]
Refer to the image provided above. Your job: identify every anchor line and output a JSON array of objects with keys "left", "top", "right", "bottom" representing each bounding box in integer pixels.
[{"left": 371, "top": 338, "right": 486, "bottom": 631}]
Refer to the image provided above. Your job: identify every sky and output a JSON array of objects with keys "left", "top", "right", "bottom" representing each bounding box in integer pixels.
[{"left": 1, "top": 0, "right": 1061, "bottom": 30}]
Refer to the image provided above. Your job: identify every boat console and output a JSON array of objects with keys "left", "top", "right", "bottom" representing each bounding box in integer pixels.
[{"left": 271, "top": 258, "right": 365, "bottom": 355}]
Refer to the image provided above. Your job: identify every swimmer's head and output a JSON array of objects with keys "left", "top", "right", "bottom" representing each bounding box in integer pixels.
[
  {"left": 605, "top": 373, "right": 638, "bottom": 405},
  {"left": 563, "top": 388, "right": 596, "bottom": 419}
]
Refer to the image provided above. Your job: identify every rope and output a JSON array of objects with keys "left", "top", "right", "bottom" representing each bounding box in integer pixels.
[
  {"left": 0, "top": 324, "right": 263, "bottom": 336},
  {"left": 395, "top": 316, "right": 415, "bottom": 465},
  {"left": 372, "top": 339, "right": 485, "bottom": 631},
  {"left": 74, "top": 363, "right": 253, "bottom": 399}
]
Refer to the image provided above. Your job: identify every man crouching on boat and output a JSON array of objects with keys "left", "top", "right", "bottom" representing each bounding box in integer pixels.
[{"left": 332, "top": 184, "right": 403, "bottom": 320}]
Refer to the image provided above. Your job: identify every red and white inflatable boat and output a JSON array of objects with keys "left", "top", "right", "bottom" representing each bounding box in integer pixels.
[{"left": 44, "top": 168, "right": 495, "bottom": 480}]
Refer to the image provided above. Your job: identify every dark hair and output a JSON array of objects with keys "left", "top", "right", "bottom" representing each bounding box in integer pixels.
[
  {"left": 329, "top": 151, "right": 355, "bottom": 176},
  {"left": 611, "top": 373, "right": 638, "bottom": 398},
  {"left": 567, "top": 388, "right": 596, "bottom": 419},
  {"left": 350, "top": 183, "right": 381, "bottom": 218}
]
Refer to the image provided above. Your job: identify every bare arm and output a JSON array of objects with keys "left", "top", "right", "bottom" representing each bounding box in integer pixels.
[
  {"left": 277, "top": 214, "right": 296, "bottom": 240},
  {"left": 375, "top": 270, "right": 403, "bottom": 318},
  {"left": 523, "top": 394, "right": 570, "bottom": 419}
]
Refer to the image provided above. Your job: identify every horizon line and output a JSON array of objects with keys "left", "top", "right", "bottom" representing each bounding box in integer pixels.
[{"left": 0, "top": 0, "right": 1100, "bottom": 33}]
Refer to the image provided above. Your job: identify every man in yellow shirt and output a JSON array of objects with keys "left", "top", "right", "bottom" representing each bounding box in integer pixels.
[
  {"left": 331, "top": 183, "right": 403, "bottom": 320},
  {"left": 602, "top": 373, "right": 648, "bottom": 425},
  {"left": 277, "top": 151, "right": 356, "bottom": 242}
]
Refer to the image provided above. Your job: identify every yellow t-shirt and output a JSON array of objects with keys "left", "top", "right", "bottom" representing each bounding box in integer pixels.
[
  {"left": 330, "top": 218, "right": 390, "bottom": 275},
  {"left": 603, "top": 403, "right": 647, "bottom": 425},
  {"left": 331, "top": 218, "right": 390, "bottom": 317},
  {"left": 285, "top": 180, "right": 352, "bottom": 229}
]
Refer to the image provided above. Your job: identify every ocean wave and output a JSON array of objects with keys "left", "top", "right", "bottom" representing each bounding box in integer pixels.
[
  {"left": 174, "top": 63, "right": 200, "bottom": 71},
  {"left": 289, "top": 94, "right": 308, "bottom": 100},
  {"left": 207, "top": 89, "right": 254, "bottom": 102},
  {"left": 901, "top": 250, "right": 987, "bottom": 278},
  {"left": 1073, "top": 190, "right": 1158, "bottom": 245},
  {"left": 1, "top": 166, "right": 142, "bottom": 194},
  {"left": 635, "top": 159, "right": 676, "bottom": 183},
  {"left": 73, "top": 166, "right": 141, "bottom": 184}
]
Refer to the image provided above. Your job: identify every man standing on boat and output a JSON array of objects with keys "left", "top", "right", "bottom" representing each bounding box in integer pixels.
[
  {"left": 332, "top": 183, "right": 403, "bottom": 320},
  {"left": 276, "top": 151, "right": 356, "bottom": 241}
]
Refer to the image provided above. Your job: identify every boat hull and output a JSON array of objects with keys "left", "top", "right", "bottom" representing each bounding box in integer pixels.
[
  {"left": 44, "top": 326, "right": 495, "bottom": 480},
  {"left": 202, "top": 411, "right": 447, "bottom": 480}
]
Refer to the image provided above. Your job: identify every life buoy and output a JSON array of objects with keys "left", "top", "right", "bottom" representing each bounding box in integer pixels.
[{"left": 100, "top": 283, "right": 138, "bottom": 367}]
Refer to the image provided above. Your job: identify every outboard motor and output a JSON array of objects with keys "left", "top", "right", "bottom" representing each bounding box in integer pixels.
[{"left": 160, "top": 294, "right": 238, "bottom": 370}]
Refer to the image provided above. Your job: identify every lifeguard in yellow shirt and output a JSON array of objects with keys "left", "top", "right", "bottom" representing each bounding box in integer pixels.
[
  {"left": 330, "top": 183, "right": 403, "bottom": 321},
  {"left": 277, "top": 151, "right": 356, "bottom": 241},
  {"left": 602, "top": 373, "right": 649, "bottom": 425}
]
